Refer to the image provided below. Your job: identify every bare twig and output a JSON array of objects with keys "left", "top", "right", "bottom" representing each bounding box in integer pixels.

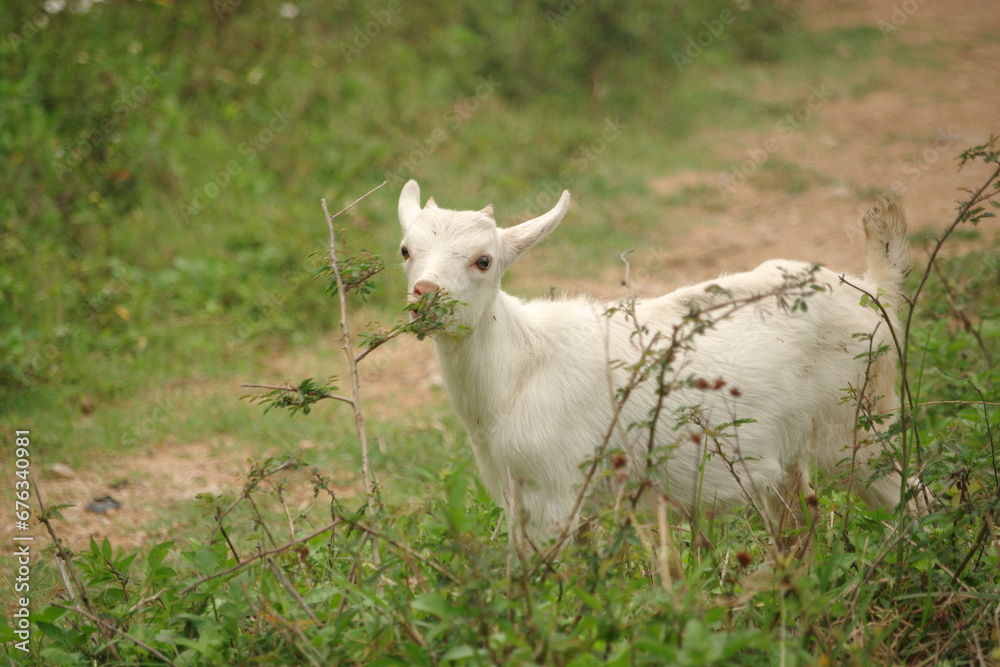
[
  {"left": 898, "top": 158, "right": 1000, "bottom": 486},
  {"left": 33, "top": 483, "right": 121, "bottom": 659},
  {"left": 929, "top": 260, "right": 991, "bottom": 358},
  {"left": 267, "top": 558, "right": 320, "bottom": 623},
  {"left": 320, "top": 184, "right": 389, "bottom": 572},
  {"left": 218, "top": 520, "right": 241, "bottom": 563},
  {"left": 346, "top": 519, "right": 459, "bottom": 583},
  {"left": 127, "top": 587, "right": 170, "bottom": 615},
  {"left": 241, "top": 581, "right": 324, "bottom": 667},
  {"left": 901, "top": 400, "right": 1000, "bottom": 410},
  {"left": 395, "top": 610, "right": 431, "bottom": 652},
  {"left": 180, "top": 519, "right": 343, "bottom": 596},
  {"left": 51, "top": 602, "right": 178, "bottom": 666},
  {"left": 841, "top": 322, "right": 882, "bottom": 538},
  {"left": 656, "top": 494, "right": 684, "bottom": 586},
  {"left": 321, "top": 185, "right": 386, "bottom": 505},
  {"left": 331, "top": 181, "right": 389, "bottom": 219},
  {"left": 936, "top": 369, "right": 999, "bottom": 492},
  {"left": 210, "top": 457, "right": 301, "bottom": 546}
]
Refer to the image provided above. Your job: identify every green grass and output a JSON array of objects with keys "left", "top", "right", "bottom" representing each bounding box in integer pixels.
[{"left": 2, "top": 1, "right": 999, "bottom": 664}]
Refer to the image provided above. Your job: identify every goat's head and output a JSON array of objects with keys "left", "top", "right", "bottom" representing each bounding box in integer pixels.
[{"left": 398, "top": 180, "right": 571, "bottom": 333}]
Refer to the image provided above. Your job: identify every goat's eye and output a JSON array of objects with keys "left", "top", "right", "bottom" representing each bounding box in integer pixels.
[
  {"left": 474, "top": 255, "right": 491, "bottom": 271},
  {"left": 401, "top": 246, "right": 410, "bottom": 260}
]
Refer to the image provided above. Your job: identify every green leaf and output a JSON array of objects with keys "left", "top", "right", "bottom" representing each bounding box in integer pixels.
[
  {"left": 411, "top": 592, "right": 450, "bottom": 618},
  {"left": 302, "top": 584, "right": 340, "bottom": 605},
  {"left": 576, "top": 589, "right": 603, "bottom": 611},
  {"left": 147, "top": 540, "right": 175, "bottom": 572},
  {"left": 192, "top": 545, "right": 220, "bottom": 576},
  {"left": 32, "top": 606, "right": 70, "bottom": 624},
  {"left": 38, "top": 647, "right": 88, "bottom": 666},
  {"left": 441, "top": 645, "right": 477, "bottom": 662},
  {"left": 39, "top": 503, "right": 76, "bottom": 521},
  {"left": 35, "top": 621, "right": 81, "bottom": 646}
]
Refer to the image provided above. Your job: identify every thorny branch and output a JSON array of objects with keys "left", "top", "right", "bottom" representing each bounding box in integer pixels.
[{"left": 321, "top": 183, "right": 387, "bottom": 504}]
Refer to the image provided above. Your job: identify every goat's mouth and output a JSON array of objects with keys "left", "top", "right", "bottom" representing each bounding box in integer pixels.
[
  {"left": 406, "top": 296, "right": 422, "bottom": 321},
  {"left": 405, "top": 288, "right": 465, "bottom": 338}
]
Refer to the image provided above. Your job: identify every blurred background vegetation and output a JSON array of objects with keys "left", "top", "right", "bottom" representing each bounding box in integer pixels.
[{"left": 1, "top": 0, "right": 796, "bottom": 459}]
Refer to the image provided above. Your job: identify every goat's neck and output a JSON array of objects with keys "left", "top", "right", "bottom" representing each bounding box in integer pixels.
[{"left": 433, "top": 290, "right": 538, "bottom": 432}]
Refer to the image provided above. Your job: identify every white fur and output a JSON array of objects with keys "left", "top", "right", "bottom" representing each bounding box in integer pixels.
[{"left": 399, "top": 181, "right": 916, "bottom": 538}]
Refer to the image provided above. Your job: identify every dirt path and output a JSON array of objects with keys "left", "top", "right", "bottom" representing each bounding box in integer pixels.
[
  {"left": 15, "top": 0, "right": 999, "bottom": 550},
  {"left": 631, "top": 0, "right": 1000, "bottom": 294}
]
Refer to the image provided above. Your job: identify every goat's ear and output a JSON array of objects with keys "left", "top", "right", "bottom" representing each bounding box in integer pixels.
[
  {"left": 479, "top": 204, "right": 494, "bottom": 218},
  {"left": 500, "top": 190, "right": 571, "bottom": 263},
  {"left": 399, "top": 180, "right": 421, "bottom": 231}
]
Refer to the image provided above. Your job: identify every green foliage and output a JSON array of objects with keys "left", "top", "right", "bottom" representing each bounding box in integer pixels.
[
  {"left": 324, "top": 248, "right": 384, "bottom": 301},
  {"left": 245, "top": 377, "right": 341, "bottom": 416},
  {"left": 13, "top": 446, "right": 998, "bottom": 665}
]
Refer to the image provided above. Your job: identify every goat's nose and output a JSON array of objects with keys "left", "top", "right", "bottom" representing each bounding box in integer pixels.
[{"left": 412, "top": 279, "right": 440, "bottom": 297}]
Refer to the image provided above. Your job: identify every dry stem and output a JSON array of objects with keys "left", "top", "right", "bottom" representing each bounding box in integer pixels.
[{"left": 320, "top": 181, "right": 386, "bottom": 505}]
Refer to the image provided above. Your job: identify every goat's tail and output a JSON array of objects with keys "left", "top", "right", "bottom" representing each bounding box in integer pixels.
[{"left": 862, "top": 196, "right": 912, "bottom": 295}]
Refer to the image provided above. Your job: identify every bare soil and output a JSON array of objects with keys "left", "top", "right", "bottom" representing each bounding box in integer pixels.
[
  {"left": 15, "top": 0, "right": 999, "bottom": 550},
  {"left": 632, "top": 0, "right": 1000, "bottom": 294}
]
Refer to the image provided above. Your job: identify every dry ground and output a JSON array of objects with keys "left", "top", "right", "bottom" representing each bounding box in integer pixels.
[
  {"left": 15, "top": 0, "right": 1000, "bottom": 550},
  {"left": 623, "top": 0, "right": 1000, "bottom": 294}
]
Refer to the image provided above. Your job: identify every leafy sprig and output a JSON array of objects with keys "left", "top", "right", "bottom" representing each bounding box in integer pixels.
[{"left": 317, "top": 248, "right": 383, "bottom": 301}]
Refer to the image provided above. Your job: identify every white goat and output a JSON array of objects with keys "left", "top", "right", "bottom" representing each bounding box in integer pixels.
[{"left": 398, "top": 181, "right": 919, "bottom": 539}]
